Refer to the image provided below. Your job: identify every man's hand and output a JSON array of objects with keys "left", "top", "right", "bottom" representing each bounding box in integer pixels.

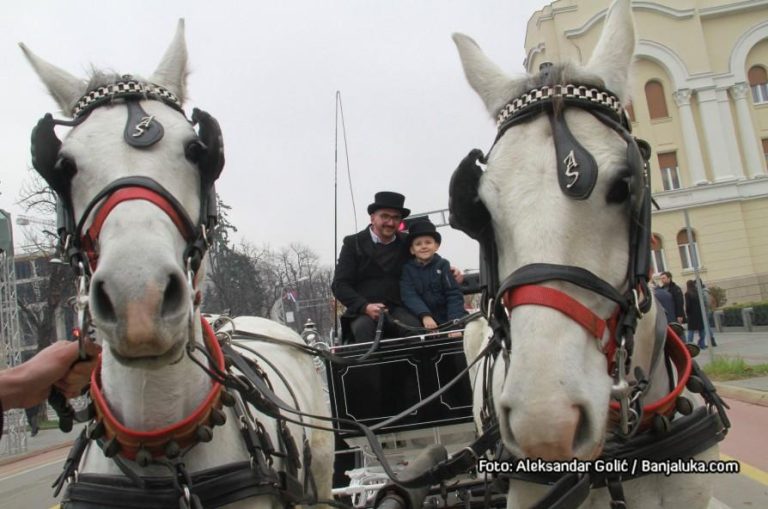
[
  {"left": 450, "top": 266, "right": 464, "bottom": 285},
  {"left": 0, "top": 340, "right": 101, "bottom": 410},
  {"left": 422, "top": 316, "right": 438, "bottom": 330},
  {"left": 365, "top": 303, "right": 387, "bottom": 321}
]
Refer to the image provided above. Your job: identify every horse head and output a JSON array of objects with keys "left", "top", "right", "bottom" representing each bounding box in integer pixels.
[
  {"left": 453, "top": 0, "right": 657, "bottom": 461},
  {"left": 21, "top": 21, "right": 223, "bottom": 370}
]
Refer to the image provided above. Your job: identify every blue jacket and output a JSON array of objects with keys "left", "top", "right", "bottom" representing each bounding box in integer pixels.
[{"left": 400, "top": 254, "right": 467, "bottom": 324}]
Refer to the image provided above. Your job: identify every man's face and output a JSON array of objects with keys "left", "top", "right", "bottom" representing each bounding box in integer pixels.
[
  {"left": 370, "top": 208, "right": 402, "bottom": 241},
  {"left": 660, "top": 274, "right": 670, "bottom": 286}
]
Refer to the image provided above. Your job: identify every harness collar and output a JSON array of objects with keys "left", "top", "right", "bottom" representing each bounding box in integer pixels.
[{"left": 89, "top": 318, "right": 224, "bottom": 460}]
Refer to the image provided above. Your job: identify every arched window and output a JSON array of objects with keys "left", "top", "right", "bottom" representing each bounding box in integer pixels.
[
  {"left": 658, "top": 152, "right": 681, "bottom": 191},
  {"left": 645, "top": 81, "right": 669, "bottom": 119},
  {"left": 748, "top": 65, "right": 768, "bottom": 104},
  {"left": 676, "top": 229, "right": 700, "bottom": 270},
  {"left": 651, "top": 234, "right": 667, "bottom": 274}
]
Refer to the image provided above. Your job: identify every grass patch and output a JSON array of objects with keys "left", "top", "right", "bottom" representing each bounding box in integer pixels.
[
  {"left": 702, "top": 356, "right": 768, "bottom": 381},
  {"left": 38, "top": 419, "right": 60, "bottom": 431}
]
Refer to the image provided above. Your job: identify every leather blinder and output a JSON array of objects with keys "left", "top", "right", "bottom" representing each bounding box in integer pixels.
[
  {"left": 549, "top": 110, "right": 598, "bottom": 200},
  {"left": 448, "top": 148, "right": 490, "bottom": 241}
]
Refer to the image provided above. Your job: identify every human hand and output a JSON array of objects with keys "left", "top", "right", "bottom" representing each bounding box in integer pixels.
[
  {"left": 0, "top": 340, "right": 101, "bottom": 410},
  {"left": 53, "top": 341, "right": 101, "bottom": 399},
  {"left": 450, "top": 266, "right": 464, "bottom": 285},
  {"left": 365, "top": 303, "right": 386, "bottom": 321},
  {"left": 448, "top": 331, "right": 462, "bottom": 338},
  {"left": 422, "top": 316, "right": 438, "bottom": 330}
]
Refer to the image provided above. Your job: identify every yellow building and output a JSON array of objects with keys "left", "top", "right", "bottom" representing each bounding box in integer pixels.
[{"left": 525, "top": 0, "right": 768, "bottom": 304}]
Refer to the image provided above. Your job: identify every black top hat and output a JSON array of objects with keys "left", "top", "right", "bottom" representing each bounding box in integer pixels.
[
  {"left": 407, "top": 219, "right": 441, "bottom": 246},
  {"left": 367, "top": 191, "right": 410, "bottom": 218}
]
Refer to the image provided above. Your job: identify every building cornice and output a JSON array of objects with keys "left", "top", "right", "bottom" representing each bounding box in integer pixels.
[
  {"left": 699, "top": 0, "right": 768, "bottom": 19},
  {"left": 653, "top": 178, "right": 768, "bottom": 214},
  {"left": 564, "top": 2, "right": 694, "bottom": 39}
]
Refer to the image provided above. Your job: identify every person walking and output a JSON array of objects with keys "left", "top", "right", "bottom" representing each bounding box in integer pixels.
[
  {"left": 684, "top": 280, "right": 707, "bottom": 349},
  {"left": 660, "top": 271, "right": 686, "bottom": 324}
]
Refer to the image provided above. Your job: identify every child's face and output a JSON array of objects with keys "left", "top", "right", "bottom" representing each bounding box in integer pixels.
[{"left": 410, "top": 235, "right": 439, "bottom": 262}]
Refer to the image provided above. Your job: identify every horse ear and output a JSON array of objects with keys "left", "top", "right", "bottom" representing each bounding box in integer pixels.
[
  {"left": 19, "top": 43, "right": 86, "bottom": 116},
  {"left": 584, "top": 0, "right": 635, "bottom": 102},
  {"left": 150, "top": 19, "right": 188, "bottom": 104},
  {"left": 453, "top": 33, "right": 521, "bottom": 116}
]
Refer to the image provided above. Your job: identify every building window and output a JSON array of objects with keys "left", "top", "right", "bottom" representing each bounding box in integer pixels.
[
  {"left": 677, "top": 229, "right": 701, "bottom": 270},
  {"left": 763, "top": 138, "right": 768, "bottom": 166},
  {"left": 658, "top": 152, "right": 681, "bottom": 190},
  {"left": 749, "top": 66, "right": 768, "bottom": 104},
  {"left": 645, "top": 80, "right": 669, "bottom": 119},
  {"left": 14, "top": 260, "right": 32, "bottom": 280},
  {"left": 651, "top": 234, "right": 667, "bottom": 274}
]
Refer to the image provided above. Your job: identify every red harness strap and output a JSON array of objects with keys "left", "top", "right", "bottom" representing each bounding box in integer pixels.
[
  {"left": 81, "top": 187, "right": 196, "bottom": 270},
  {"left": 503, "top": 285, "right": 693, "bottom": 433},
  {"left": 503, "top": 285, "right": 609, "bottom": 340},
  {"left": 609, "top": 326, "right": 692, "bottom": 431},
  {"left": 90, "top": 318, "right": 224, "bottom": 460}
]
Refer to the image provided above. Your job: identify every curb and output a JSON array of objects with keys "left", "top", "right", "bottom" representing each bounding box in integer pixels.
[
  {"left": 0, "top": 441, "right": 73, "bottom": 467},
  {"left": 713, "top": 382, "right": 768, "bottom": 407}
]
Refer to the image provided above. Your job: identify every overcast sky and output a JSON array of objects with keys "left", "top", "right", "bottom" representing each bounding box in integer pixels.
[{"left": 1, "top": 0, "right": 550, "bottom": 270}]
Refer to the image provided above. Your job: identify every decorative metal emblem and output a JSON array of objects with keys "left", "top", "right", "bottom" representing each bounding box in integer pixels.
[
  {"left": 563, "top": 150, "right": 580, "bottom": 188},
  {"left": 133, "top": 115, "right": 155, "bottom": 137}
]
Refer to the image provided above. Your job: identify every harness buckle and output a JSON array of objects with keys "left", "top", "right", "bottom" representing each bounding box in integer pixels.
[
  {"left": 610, "top": 341, "right": 632, "bottom": 436},
  {"left": 632, "top": 288, "right": 643, "bottom": 317}
]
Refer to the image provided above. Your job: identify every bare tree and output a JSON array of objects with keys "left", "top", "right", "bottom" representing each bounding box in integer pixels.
[
  {"left": 267, "top": 243, "right": 334, "bottom": 336},
  {"left": 16, "top": 172, "right": 76, "bottom": 351}
]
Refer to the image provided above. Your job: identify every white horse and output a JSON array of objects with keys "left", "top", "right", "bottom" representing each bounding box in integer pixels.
[
  {"left": 22, "top": 21, "right": 333, "bottom": 509},
  {"left": 453, "top": 0, "right": 723, "bottom": 507}
]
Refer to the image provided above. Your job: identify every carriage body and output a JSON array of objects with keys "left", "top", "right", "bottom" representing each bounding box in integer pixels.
[{"left": 325, "top": 331, "right": 477, "bottom": 507}]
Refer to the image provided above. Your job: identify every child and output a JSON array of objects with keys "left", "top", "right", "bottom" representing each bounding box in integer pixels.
[{"left": 400, "top": 220, "right": 467, "bottom": 333}]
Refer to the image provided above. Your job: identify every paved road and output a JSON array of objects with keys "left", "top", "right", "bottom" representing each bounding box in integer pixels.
[{"left": 0, "top": 447, "right": 66, "bottom": 509}]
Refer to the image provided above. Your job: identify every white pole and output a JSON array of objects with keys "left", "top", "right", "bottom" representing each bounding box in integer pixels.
[{"left": 683, "top": 209, "right": 714, "bottom": 363}]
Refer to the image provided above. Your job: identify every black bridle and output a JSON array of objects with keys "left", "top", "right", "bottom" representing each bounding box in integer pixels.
[{"left": 30, "top": 76, "right": 224, "bottom": 282}]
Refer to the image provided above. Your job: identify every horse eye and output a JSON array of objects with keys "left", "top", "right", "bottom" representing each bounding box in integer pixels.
[
  {"left": 54, "top": 156, "right": 77, "bottom": 178},
  {"left": 185, "top": 140, "right": 206, "bottom": 163},
  {"left": 606, "top": 175, "right": 630, "bottom": 204}
]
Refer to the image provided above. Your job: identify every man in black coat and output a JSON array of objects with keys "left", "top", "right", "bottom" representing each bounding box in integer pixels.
[
  {"left": 332, "top": 191, "right": 421, "bottom": 343},
  {"left": 660, "top": 271, "right": 685, "bottom": 324}
]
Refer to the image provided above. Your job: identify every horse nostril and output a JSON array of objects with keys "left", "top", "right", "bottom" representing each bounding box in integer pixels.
[
  {"left": 161, "top": 273, "right": 186, "bottom": 318},
  {"left": 92, "top": 280, "right": 117, "bottom": 324}
]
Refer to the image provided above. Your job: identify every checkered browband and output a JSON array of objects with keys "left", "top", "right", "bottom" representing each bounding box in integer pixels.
[
  {"left": 496, "top": 84, "right": 625, "bottom": 128},
  {"left": 72, "top": 77, "right": 182, "bottom": 118}
]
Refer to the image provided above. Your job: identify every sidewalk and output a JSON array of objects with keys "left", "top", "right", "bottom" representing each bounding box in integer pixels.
[{"left": 693, "top": 330, "right": 768, "bottom": 406}]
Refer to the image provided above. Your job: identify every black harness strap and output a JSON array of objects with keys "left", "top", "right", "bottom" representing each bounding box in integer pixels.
[{"left": 61, "top": 462, "right": 284, "bottom": 509}]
